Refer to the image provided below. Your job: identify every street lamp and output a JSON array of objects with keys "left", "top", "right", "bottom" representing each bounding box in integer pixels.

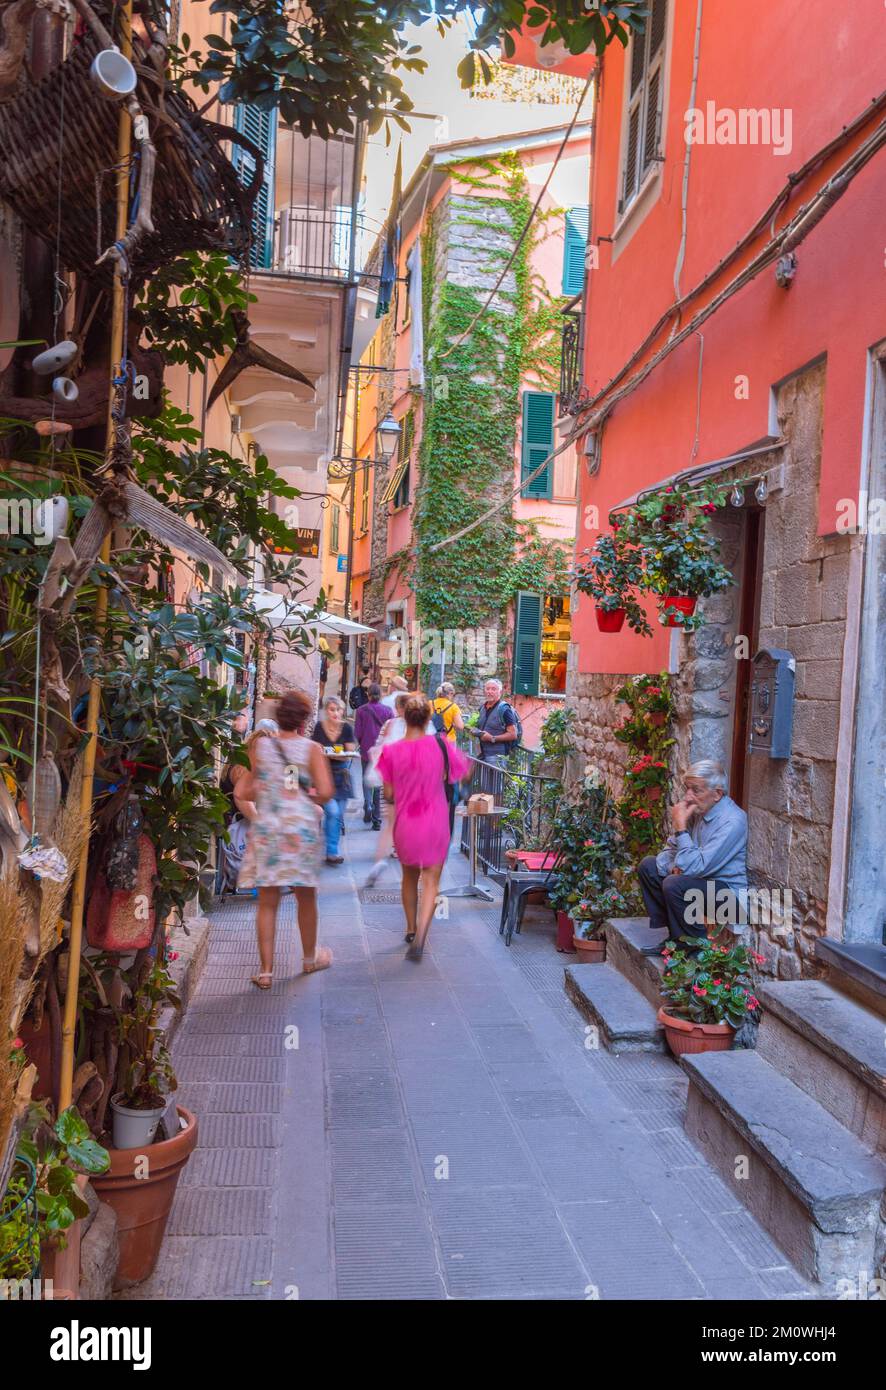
[{"left": 377, "top": 412, "right": 401, "bottom": 461}]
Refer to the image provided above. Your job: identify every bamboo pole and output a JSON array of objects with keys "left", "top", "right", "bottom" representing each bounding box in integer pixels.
[{"left": 59, "top": 0, "right": 133, "bottom": 1112}]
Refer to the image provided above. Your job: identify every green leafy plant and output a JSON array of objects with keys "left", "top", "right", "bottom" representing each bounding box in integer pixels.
[
  {"left": 539, "top": 704, "right": 574, "bottom": 763},
  {"left": 573, "top": 883, "right": 630, "bottom": 938},
  {"left": 573, "top": 528, "right": 652, "bottom": 635},
  {"left": 547, "top": 774, "right": 626, "bottom": 920},
  {"left": 177, "top": 2, "right": 647, "bottom": 138},
  {"left": 114, "top": 956, "right": 181, "bottom": 1113},
  {"left": 617, "top": 482, "right": 735, "bottom": 631},
  {"left": 0, "top": 1104, "right": 110, "bottom": 1274},
  {"left": 614, "top": 674, "right": 675, "bottom": 862},
  {"left": 660, "top": 939, "right": 762, "bottom": 1027},
  {"left": 137, "top": 252, "right": 255, "bottom": 372}
]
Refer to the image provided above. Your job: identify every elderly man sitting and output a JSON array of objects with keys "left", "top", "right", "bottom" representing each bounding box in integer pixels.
[{"left": 637, "top": 760, "right": 748, "bottom": 949}]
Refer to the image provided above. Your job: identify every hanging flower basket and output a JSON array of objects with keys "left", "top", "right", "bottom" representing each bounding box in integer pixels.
[
  {"left": 661, "top": 596, "right": 697, "bottom": 626},
  {"left": 595, "top": 606, "right": 626, "bottom": 633},
  {"left": 0, "top": 30, "right": 261, "bottom": 286}
]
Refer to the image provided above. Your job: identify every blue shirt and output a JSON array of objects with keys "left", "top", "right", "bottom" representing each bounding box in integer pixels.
[{"left": 655, "top": 795, "right": 748, "bottom": 892}]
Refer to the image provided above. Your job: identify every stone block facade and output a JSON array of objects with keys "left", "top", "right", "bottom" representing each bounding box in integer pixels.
[{"left": 567, "top": 361, "right": 851, "bottom": 980}]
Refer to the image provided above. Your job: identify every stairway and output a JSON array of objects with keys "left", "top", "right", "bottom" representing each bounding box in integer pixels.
[{"left": 564, "top": 918, "right": 886, "bottom": 1288}]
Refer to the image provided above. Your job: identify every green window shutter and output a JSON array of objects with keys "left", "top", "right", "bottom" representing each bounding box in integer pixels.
[
  {"left": 562, "top": 206, "right": 589, "bottom": 297},
  {"left": 330, "top": 505, "right": 340, "bottom": 553},
  {"left": 234, "top": 105, "right": 277, "bottom": 269},
  {"left": 520, "top": 390, "right": 555, "bottom": 499},
  {"left": 513, "top": 592, "right": 542, "bottom": 697}
]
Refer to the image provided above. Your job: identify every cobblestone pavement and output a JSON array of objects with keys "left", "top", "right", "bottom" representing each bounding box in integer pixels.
[{"left": 130, "top": 812, "right": 816, "bottom": 1301}]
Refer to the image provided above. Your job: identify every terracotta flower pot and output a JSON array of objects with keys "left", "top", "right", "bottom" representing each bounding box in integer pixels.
[
  {"left": 647, "top": 711, "right": 667, "bottom": 728},
  {"left": 556, "top": 910, "right": 575, "bottom": 952},
  {"left": 91, "top": 1106, "right": 197, "bottom": 1288},
  {"left": 572, "top": 933, "right": 606, "bottom": 961},
  {"left": 595, "top": 606, "right": 626, "bottom": 633},
  {"left": 662, "top": 595, "right": 697, "bottom": 626},
  {"left": 657, "top": 1008, "right": 735, "bottom": 1056},
  {"left": 642, "top": 784, "right": 663, "bottom": 803}
]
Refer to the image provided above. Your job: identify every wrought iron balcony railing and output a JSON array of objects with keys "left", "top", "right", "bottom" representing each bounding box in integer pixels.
[{"left": 559, "top": 302, "right": 584, "bottom": 416}]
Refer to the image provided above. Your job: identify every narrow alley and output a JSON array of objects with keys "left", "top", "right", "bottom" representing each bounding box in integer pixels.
[{"left": 133, "top": 819, "right": 814, "bottom": 1302}]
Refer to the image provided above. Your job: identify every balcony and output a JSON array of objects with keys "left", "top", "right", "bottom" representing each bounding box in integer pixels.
[
  {"left": 270, "top": 203, "right": 378, "bottom": 282},
  {"left": 559, "top": 300, "right": 584, "bottom": 415}
]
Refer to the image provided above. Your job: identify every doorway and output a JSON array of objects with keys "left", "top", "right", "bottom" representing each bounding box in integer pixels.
[{"left": 729, "top": 506, "right": 765, "bottom": 809}]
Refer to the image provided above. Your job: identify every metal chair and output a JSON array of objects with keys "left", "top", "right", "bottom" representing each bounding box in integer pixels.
[{"left": 499, "top": 851, "right": 561, "bottom": 946}]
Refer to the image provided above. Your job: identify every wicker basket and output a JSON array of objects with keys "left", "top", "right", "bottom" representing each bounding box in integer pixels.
[{"left": 0, "top": 29, "right": 262, "bottom": 284}]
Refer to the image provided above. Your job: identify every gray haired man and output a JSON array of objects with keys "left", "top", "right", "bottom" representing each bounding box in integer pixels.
[
  {"left": 475, "top": 678, "right": 519, "bottom": 766},
  {"left": 637, "top": 760, "right": 748, "bottom": 949}
]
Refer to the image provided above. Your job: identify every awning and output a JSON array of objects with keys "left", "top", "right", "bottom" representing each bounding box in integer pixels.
[
  {"left": 610, "top": 437, "right": 785, "bottom": 513},
  {"left": 250, "top": 590, "right": 374, "bottom": 636}
]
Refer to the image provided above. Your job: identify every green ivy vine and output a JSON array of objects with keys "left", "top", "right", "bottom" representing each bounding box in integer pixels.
[{"left": 412, "top": 152, "right": 572, "bottom": 648}]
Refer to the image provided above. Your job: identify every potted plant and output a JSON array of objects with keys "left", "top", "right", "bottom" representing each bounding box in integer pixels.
[
  {"left": 90, "top": 951, "right": 197, "bottom": 1287},
  {"left": 657, "top": 938, "right": 761, "bottom": 1056},
  {"left": 548, "top": 776, "right": 628, "bottom": 955},
  {"left": 573, "top": 529, "right": 652, "bottom": 635},
  {"left": 622, "top": 485, "right": 733, "bottom": 630},
  {"left": 641, "top": 683, "right": 671, "bottom": 728},
  {"left": 624, "top": 754, "right": 669, "bottom": 804},
  {"left": 572, "top": 884, "right": 629, "bottom": 960}
]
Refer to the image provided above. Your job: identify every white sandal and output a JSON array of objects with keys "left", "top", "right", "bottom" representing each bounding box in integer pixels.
[
  {"left": 250, "top": 972, "right": 273, "bottom": 990},
  {"left": 302, "top": 946, "right": 333, "bottom": 975}
]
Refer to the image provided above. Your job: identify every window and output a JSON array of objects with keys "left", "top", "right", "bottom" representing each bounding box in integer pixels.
[
  {"left": 329, "top": 504, "right": 340, "bottom": 554},
  {"left": 513, "top": 592, "right": 571, "bottom": 697},
  {"left": 619, "top": 0, "right": 667, "bottom": 216},
  {"left": 380, "top": 410, "right": 414, "bottom": 509},
  {"left": 233, "top": 106, "right": 277, "bottom": 269},
  {"left": 392, "top": 460, "right": 411, "bottom": 510},
  {"left": 562, "top": 207, "right": 589, "bottom": 298},
  {"left": 520, "top": 390, "right": 556, "bottom": 499}
]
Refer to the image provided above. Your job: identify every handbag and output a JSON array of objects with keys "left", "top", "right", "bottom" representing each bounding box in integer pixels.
[{"left": 435, "top": 735, "right": 456, "bottom": 836}]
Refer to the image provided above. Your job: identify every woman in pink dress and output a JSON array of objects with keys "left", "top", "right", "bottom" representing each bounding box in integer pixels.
[{"left": 377, "top": 693, "right": 470, "bottom": 960}]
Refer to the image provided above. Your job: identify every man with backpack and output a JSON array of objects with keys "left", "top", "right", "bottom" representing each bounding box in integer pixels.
[{"left": 475, "top": 678, "right": 521, "bottom": 765}]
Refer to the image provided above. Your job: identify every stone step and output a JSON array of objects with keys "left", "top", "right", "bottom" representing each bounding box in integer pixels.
[
  {"left": 757, "top": 979, "right": 886, "bottom": 1152},
  {"left": 564, "top": 962, "right": 664, "bottom": 1053},
  {"left": 603, "top": 917, "right": 667, "bottom": 1009},
  {"left": 682, "top": 1050, "right": 886, "bottom": 1287},
  {"left": 816, "top": 938, "right": 886, "bottom": 1019}
]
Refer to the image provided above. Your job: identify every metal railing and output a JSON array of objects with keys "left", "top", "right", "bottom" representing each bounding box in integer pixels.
[
  {"left": 271, "top": 204, "right": 379, "bottom": 281},
  {"left": 456, "top": 742, "right": 562, "bottom": 881},
  {"left": 559, "top": 302, "right": 584, "bottom": 415}
]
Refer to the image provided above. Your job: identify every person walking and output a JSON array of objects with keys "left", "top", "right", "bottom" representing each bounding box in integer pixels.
[
  {"left": 377, "top": 693, "right": 470, "bottom": 960},
  {"left": 237, "top": 691, "right": 335, "bottom": 988},
  {"left": 354, "top": 682, "right": 393, "bottom": 828},
  {"left": 431, "top": 681, "right": 464, "bottom": 741},
  {"left": 381, "top": 674, "right": 409, "bottom": 711},
  {"left": 348, "top": 666, "right": 372, "bottom": 712},
  {"left": 310, "top": 695, "right": 356, "bottom": 865}
]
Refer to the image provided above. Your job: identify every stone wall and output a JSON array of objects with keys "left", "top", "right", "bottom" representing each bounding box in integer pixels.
[
  {"left": 565, "top": 669, "right": 632, "bottom": 793},
  {"left": 742, "top": 361, "right": 850, "bottom": 979}
]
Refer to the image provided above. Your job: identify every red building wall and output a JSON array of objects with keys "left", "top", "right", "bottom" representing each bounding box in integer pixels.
[{"left": 576, "top": 0, "right": 886, "bottom": 676}]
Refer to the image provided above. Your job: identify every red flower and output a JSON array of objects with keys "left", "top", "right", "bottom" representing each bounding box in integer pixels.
[
  {"left": 169, "top": 951, "right": 179, "bottom": 962},
  {"left": 12, "top": 1038, "right": 23, "bottom": 1049},
  {"left": 712, "top": 978, "right": 722, "bottom": 986},
  {"left": 584, "top": 839, "right": 595, "bottom": 847},
  {"left": 630, "top": 809, "right": 651, "bottom": 819},
  {"left": 752, "top": 951, "right": 766, "bottom": 965},
  {"left": 701, "top": 503, "right": 717, "bottom": 515},
  {"left": 692, "top": 985, "right": 707, "bottom": 996},
  {"left": 747, "top": 995, "right": 759, "bottom": 1010},
  {"left": 646, "top": 686, "right": 662, "bottom": 695}
]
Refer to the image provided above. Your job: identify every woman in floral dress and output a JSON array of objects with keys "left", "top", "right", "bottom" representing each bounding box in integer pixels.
[{"left": 238, "top": 690, "right": 335, "bottom": 988}]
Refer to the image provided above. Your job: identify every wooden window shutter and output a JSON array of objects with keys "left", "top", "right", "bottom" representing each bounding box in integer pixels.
[
  {"left": 562, "top": 206, "right": 589, "bottom": 298},
  {"left": 642, "top": 67, "right": 661, "bottom": 176},
  {"left": 234, "top": 105, "right": 277, "bottom": 269},
  {"left": 621, "top": 104, "right": 640, "bottom": 211},
  {"left": 520, "top": 390, "right": 555, "bottom": 499},
  {"left": 650, "top": 0, "right": 667, "bottom": 56},
  {"left": 513, "top": 592, "right": 542, "bottom": 697}
]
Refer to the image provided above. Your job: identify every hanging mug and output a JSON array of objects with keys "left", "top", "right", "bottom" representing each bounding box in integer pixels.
[
  {"left": 52, "top": 376, "right": 78, "bottom": 403},
  {"left": 31, "top": 340, "right": 77, "bottom": 376},
  {"left": 90, "top": 46, "right": 137, "bottom": 102}
]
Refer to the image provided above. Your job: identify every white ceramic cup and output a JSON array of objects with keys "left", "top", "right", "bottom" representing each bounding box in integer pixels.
[{"left": 90, "top": 46, "right": 137, "bottom": 101}]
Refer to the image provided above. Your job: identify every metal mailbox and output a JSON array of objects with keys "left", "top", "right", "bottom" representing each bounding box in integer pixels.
[{"left": 748, "top": 647, "right": 795, "bottom": 758}]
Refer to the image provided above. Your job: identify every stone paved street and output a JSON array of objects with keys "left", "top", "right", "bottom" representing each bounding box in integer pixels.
[{"left": 131, "top": 814, "right": 816, "bottom": 1301}]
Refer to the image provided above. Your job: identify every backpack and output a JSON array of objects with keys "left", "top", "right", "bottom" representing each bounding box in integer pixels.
[
  {"left": 478, "top": 699, "right": 522, "bottom": 749},
  {"left": 431, "top": 699, "right": 455, "bottom": 736}
]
